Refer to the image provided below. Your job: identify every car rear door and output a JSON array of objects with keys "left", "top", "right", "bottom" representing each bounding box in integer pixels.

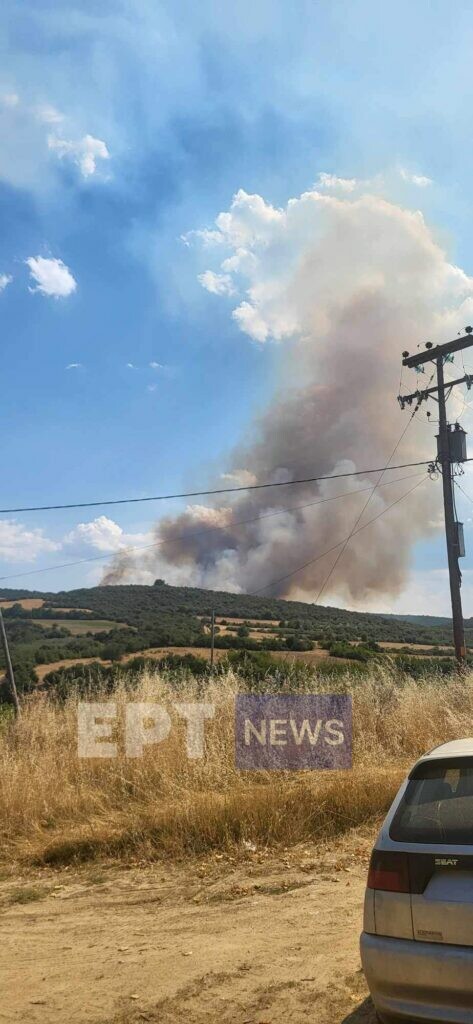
[{"left": 390, "top": 757, "right": 473, "bottom": 946}]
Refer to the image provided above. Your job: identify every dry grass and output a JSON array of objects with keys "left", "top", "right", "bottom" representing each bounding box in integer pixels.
[
  {"left": 1, "top": 666, "right": 473, "bottom": 867},
  {"left": 0, "top": 598, "right": 45, "bottom": 610}
]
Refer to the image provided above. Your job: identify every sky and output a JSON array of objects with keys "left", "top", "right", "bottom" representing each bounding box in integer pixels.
[{"left": 2, "top": 0, "right": 473, "bottom": 613}]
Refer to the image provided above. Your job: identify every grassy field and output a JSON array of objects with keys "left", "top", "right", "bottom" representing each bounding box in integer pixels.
[
  {"left": 1, "top": 664, "right": 473, "bottom": 868},
  {"left": 35, "top": 618, "right": 130, "bottom": 635}
]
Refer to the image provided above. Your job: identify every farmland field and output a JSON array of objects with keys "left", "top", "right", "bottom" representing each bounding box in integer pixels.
[
  {"left": 32, "top": 636, "right": 459, "bottom": 683},
  {"left": 0, "top": 598, "right": 45, "bottom": 610},
  {"left": 35, "top": 656, "right": 113, "bottom": 681},
  {"left": 34, "top": 643, "right": 347, "bottom": 681},
  {"left": 35, "top": 618, "right": 130, "bottom": 635},
  {"left": 0, "top": 581, "right": 466, "bottom": 695}
]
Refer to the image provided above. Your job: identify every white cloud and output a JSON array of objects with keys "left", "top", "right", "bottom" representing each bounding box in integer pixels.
[
  {"left": 198, "top": 270, "right": 235, "bottom": 296},
  {"left": 215, "top": 188, "right": 283, "bottom": 247},
  {"left": 48, "top": 133, "right": 110, "bottom": 178},
  {"left": 149, "top": 361, "right": 164, "bottom": 370},
  {"left": 232, "top": 301, "right": 269, "bottom": 342},
  {"left": 66, "top": 362, "right": 82, "bottom": 370},
  {"left": 317, "top": 172, "right": 358, "bottom": 192},
  {"left": 25, "top": 256, "right": 77, "bottom": 298},
  {"left": 399, "top": 167, "right": 432, "bottom": 187},
  {"left": 126, "top": 362, "right": 135, "bottom": 369},
  {"left": 35, "top": 103, "right": 64, "bottom": 125},
  {"left": 1, "top": 93, "right": 19, "bottom": 109},
  {"left": 0, "top": 274, "right": 12, "bottom": 292},
  {"left": 181, "top": 228, "right": 226, "bottom": 248},
  {"left": 190, "top": 185, "right": 472, "bottom": 347},
  {"left": 65, "top": 515, "right": 151, "bottom": 554},
  {"left": 0, "top": 92, "right": 109, "bottom": 190},
  {"left": 0, "top": 520, "right": 59, "bottom": 563}
]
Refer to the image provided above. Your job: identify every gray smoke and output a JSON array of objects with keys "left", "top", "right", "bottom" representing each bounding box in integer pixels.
[{"left": 103, "top": 186, "right": 473, "bottom": 603}]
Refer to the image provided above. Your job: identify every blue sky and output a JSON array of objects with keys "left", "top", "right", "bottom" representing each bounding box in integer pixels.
[{"left": 2, "top": 0, "right": 473, "bottom": 612}]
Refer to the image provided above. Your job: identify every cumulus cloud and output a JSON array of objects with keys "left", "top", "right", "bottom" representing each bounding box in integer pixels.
[
  {"left": 317, "top": 172, "right": 358, "bottom": 192},
  {"left": 25, "top": 256, "right": 77, "bottom": 298},
  {"left": 66, "top": 362, "right": 82, "bottom": 370},
  {"left": 0, "top": 91, "right": 109, "bottom": 190},
  {"left": 48, "top": 133, "right": 110, "bottom": 178},
  {"left": 0, "top": 274, "right": 12, "bottom": 292},
  {"left": 198, "top": 270, "right": 235, "bottom": 296},
  {"left": 0, "top": 520, "right": 59, "bottom": 562},
  {"left": 104, "top": 183, "right": 473, "bottom": 603},
  {"left": 399, "top": 167, "right": 432, "bottom": 187},
  {"left": 65, "top": 515, "right": 151, "bottom": 554},
  {"left": 182, "top": 228, "right": 226, "bottom": 247}
]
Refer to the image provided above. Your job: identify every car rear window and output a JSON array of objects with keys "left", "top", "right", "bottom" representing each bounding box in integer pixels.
[{"left": 390, "top": 758, "right": 473, "bottom": 844}]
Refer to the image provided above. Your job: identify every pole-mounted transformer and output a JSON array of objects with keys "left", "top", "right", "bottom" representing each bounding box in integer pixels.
[
  {"left": 436, "top": 423, "right": 467, "bottom": 561},
  {"left": 437, "top": 423, "right": 468, "bottom": 465}
]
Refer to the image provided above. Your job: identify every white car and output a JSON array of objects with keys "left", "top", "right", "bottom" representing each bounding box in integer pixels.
[{"left": 361, "top": 739, "right": 473, "bottom": 1023}]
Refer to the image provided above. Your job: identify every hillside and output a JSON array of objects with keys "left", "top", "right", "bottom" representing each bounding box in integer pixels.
[
  {"left": 0, "top": 580, "right": 464, "bottom": 697},
  {"left": 0, "top": 580, "right": 462, "bottom": 643}
]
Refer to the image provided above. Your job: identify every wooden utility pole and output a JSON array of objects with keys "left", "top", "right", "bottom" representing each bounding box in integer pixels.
[
  {"left": 0, "top": 607, "right": 20, "bottom": 716},
  {"left": 436, "top": 356, "right": 466, "bottom": 663},
  {"left": 401, "top": 329, "right": 473, "bottom": 665},
  {"left": 210, "top": 609, "right": 216, "bottom": 671}
]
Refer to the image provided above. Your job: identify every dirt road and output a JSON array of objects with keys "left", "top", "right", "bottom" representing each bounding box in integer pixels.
[{"left": 1, "top": 830, "right": 376, "bottom": 1024}]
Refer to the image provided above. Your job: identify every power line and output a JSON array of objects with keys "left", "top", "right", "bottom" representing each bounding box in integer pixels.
[
  {"left": 444, "top": 368, "right": 470, "bottom": 418},
  {"left": 454, "top": 480, "right": 473, "bottom": 506},
  {"left": 0, "top": 471, "right": 425, "bottom": 584},
  {"left": 313, "top": 394, "right": 428, "bottom": 604},
  {"left": 251, "top": 475, "right": 428, "bottom": 596},
  {"left": 0, "top": 459, "right": 436, "bottom": 515}
]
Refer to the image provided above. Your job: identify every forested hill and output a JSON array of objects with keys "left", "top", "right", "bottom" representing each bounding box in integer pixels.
[{"left": 0, "top": 580, "right": 460, "bottom": 644}]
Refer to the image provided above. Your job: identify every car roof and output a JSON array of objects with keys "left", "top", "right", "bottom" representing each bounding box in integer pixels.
[{"left": 419, "top": 738, "right": 473, "bottom": 762}]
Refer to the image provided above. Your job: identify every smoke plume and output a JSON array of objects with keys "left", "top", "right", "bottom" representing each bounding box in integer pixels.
[{"left": 103, "top": 184, "right": 473, "bottom": 604}]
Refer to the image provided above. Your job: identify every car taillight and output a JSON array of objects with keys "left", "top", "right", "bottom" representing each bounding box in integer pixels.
[{"left": 367, "top": 850, "right": 410, "bottom": 893}]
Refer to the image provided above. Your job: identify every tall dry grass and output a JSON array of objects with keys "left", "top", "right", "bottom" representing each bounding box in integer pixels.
[{"left": 1, "top": 666, "right": 473, "bottom": 866}]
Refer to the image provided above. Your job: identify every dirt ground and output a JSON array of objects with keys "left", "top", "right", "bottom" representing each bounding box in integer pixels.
[{"left": 0, "top": 829, "right": 377, "bottom": 1024}]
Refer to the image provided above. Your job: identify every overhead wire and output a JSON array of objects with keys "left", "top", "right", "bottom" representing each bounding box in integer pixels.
[
  {"left": 0, "top": 459, "right": 438, "bottom": 515},
  {"left": 0, "top": 470, "right": 425, "bottom": 584},
  {"left": 454, "top": 480, "right": 473, "bottom": 507},
  {"left": 312, "top": 389, "right": 429, "bottom": 605},
  {"left": 251, "top": 475, "right": 428, "bottom": 596}
]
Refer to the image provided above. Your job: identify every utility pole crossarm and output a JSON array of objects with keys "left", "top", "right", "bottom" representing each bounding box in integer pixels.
[
  {"left": 403, "top": 332, "right": 473, "bottom": 369},
  {"left": 399, "top": 373, "right": 473, "bottom": 408}
]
